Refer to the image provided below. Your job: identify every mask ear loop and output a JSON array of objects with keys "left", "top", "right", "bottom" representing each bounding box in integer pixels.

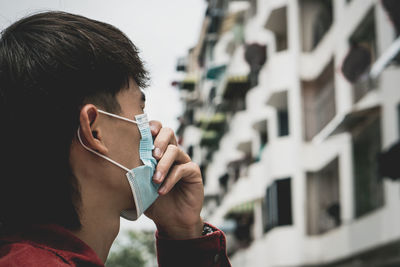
[
  {"left": 98, "top": 109, "right": 155, "bottom": 150},
  {"left": 97, "top": 109, "right": 139, "bottom": 124},
  {"left": 76, "top": 126, "right": 131, "bottom": 173}
]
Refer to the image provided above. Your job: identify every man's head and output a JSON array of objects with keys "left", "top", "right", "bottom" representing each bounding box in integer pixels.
[{"left": 0, "top": 11, "right": 149, "bottom": 231}]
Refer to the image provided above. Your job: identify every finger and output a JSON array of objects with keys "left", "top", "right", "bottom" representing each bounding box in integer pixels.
[
  {"left": 153, "top": 144, "right": 190, "bottom": 184},
  {"left": 153, "top": 127, "right": 178, "bottom": 160},
  {"left": 149, "top": 120, "right": 162, "bottom": 136},
  {"left": 158, "top": 162, "right": 202, "bottom": 195}
]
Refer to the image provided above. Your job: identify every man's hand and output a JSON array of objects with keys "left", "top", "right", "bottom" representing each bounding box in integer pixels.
[{"left": 144, "top": 121, "right": 204, "bottom": 240}]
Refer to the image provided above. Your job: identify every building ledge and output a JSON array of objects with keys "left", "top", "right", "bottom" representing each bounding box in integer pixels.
[
  {"left": 299, "top": 26, "right": 335, "bottom": 81},
  {"left": 266, "top": 89, "right": 287, "bottom": 110},
  {"left": 261, "top": 50, "right": 292, "bottom": 90},
  {"left": 311, "top": 90, "right": 380, "bottom": 144},
  {"left": 207, "top": 175, "right": 264, "bottom": 226}
]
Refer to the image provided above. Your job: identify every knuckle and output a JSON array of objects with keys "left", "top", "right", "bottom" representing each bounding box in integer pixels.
[
  {"left": 149, "top": 120, "right": 159, "bottom": 127},
  {"left": 157, "top": 162, "right": 169, "bottom": 172},
  {"left": 185, "top": 161, "right": 200, "bottom": 173},
  {"left": 155, "top": 120, "right": 163, "bottom": 128},
  {"left": 176, "top": 165, "right": 188, "bottom": 177},
  {"left": 191, "top": 162, "right": 201, "bottom": 173},
  {"left": 150, "top": 120, "right": 162, "bottom": 127},
  {"left": 164, "top": 127, "right": 175, "bottom": 137},
  {"left": 149, "top": 120, "right": 162, "bottom": 132},
  {"left": 167, "top": 144, "right": 178, "bottom": 154},
  {"left": 184, "top": 150, "right": 192, "bottom": 160},
  {"left": 174, "top": 165, "right": 184, "bottom": 176}
]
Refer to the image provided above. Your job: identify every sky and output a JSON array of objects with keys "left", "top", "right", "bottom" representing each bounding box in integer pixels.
[{"left": 0, "top": 0, "right": 207, "bottom": 232}]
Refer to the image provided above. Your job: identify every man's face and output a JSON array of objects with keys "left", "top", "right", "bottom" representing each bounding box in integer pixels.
[
  {"left": 104, "top": 80, "right": 147, "bottom": 170},
  {"left": 84, "top": 79, "right": 147, "bottom": 210},
  {"left": 70, "top": 78, "right": 149, "bottom": 213}
]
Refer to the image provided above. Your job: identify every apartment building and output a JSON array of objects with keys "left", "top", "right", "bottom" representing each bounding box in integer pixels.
[{"left": 173, "top": 0, "right": 400, "bottom": 266}]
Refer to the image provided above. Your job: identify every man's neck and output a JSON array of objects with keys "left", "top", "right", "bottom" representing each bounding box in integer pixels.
[{"left": 71, "top": 195, "right": 121, "bottom": 262}]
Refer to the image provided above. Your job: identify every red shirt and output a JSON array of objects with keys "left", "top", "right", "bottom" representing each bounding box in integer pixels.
[{"left": 0, "top": 223, "right": 230, "bottom": 267}]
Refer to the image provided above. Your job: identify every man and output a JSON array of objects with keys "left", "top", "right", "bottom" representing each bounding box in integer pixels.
[{"left": 0, "top": 11, "right": 230, "bottom": 266}]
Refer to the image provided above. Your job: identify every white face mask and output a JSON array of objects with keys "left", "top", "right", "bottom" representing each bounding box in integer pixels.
[{"left": 77, "top": 109, "right": 159, "bottom": 220}]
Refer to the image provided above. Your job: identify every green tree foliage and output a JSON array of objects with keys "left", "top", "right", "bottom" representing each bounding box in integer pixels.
[{"left": 106, "top": 230, "right": 156, "bottom": 267}]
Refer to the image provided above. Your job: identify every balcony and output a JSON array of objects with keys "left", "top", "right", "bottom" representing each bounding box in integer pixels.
[
  {"left": 206, "top": 64, "right": 227, "bottom": 80},
  {"left": 176, "top": 56, "right": 187, "bottom": 72},
  {"left": 198, "top": 112, "right": 227, "bottom": 131},
  {"left": 220, "top": 75, "right": 251, "bottom": 111},
  {"left": 299, "top": 0, "right": 333, "bottom": 53},
  {"left": 173, "top": 74, "right": 198, "bottom": 92},
  {"left": 319, "top": 104, "right": 384, "bottom": 217},
  {"left": 311, "top": 93, "right": 380, "bottom": 143},
  {"left": 302, "top": 60, "right": 336, "bottom": 141},
  {"left": 266, "top": 89, "right": 290, "bottom": 137},
  {"left": 200, "top": 129, "right": 221, "bottom": 148},
  {"left": 306, "top": 158, "right": 340, "bottom": 235},
  {"left": 264, "top": 6, "right": 288, "bottom": 51},
  {"left": 328, "top": 105, "right": 380, "bottom": 137},
  {"left": 219, "top": 152, "right": 253, "bottom": 196},
  {"left": 262, "top": 177, "right": 293, "bottom": 233},
  {"left": 341, "top": 7, "right": 378, "bottom": 103},
  {"left": 252, "top": 119, "right": 268, "bottom": 162},
  {"left": 209, "top": 172, "right": 264, "bottom": 227},
  {"left": 351, "top": 110, "right": 383, "bottom": 218},
  {"left": 224, "top": 202, "right": 255, "bottom": 254},
  {"left": 299, "top": 30, "right": 335, "bottom": 81}
]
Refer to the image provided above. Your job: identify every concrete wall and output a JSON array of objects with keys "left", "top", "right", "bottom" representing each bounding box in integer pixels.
[{"left": 179, "top": 0, "right": 400, "bottom": 266}]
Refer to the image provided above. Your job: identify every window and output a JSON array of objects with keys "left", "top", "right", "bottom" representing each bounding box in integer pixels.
[
  {"left": 225, "top": 210, "right": 254, "bottom": 253},
  {"left": 300, "top": 0, "right": 333, "bottom": 52},
  {"left": 219, "top": 173, "right": 229, "bottom": 195},
  {"left": 302, "top": 60, "right": 336, "bottom": 141},
  {"left": 253, "top": 120, "right": 268, "bottom": 161},
  {"left": 228, "top": 153, "right": 253, "bottom": 181},
  {"left": 187, "top": 145, "right": 194, "bottom": 159},
  {"left": 266, "top": 90, "right": 290, "bottom": 137},
  {"left": 260, "top": 128, "right": 268, "bottom": 146},
  {"left": 209, "top": 86, "right": 216, "bottom": 103},
  {"left": 378, "top": 140, "right": 400, "bottom": 181},
  {"left": 306, "top": 158, "right": 341, "bottom": 235},
  {"left": 221, "top": 76, "right": 251, "bottom": 112},
  {"left": 184, "top": 109, "right": 194, "bottom": 125},
  {"left": 265, "top": 6, "right": 288, "bottom": 51},
  {"left": 278, "top": 109, "right": 289, "bottom": 137},
  {"left": 176, "top": 56, "right": 187, "bottom": 72},
  {"left": 353, "top": 115, "right": 384, "bottom": 218},
  {"left": 200, "top": 164, "right": 207, "bottom": 185},
  {"left": 262, "top": 177, "right": 293, "bottom": 232},
  {"left": 381, "top": 0, "right": 400, "bottom": 36}
]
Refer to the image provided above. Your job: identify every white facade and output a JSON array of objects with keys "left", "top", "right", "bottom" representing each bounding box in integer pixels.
[{"left": 176, "top": 0, "right": 400, "bottom": 266}]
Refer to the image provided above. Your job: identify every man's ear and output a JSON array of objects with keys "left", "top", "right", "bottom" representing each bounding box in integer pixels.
[{"left": 79, "top": 104, "right": 108, "bottom": 154}]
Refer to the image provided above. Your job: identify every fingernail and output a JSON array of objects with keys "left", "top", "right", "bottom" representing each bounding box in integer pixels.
[
  {"left": 154, "top": 147, "right": 161, "bottom": 157},
  {"left": 150, "top": 125, "right": 157, "bottom": 133},
  {"left": 153, "top": 171, "right": 162, "bottom": 182}
]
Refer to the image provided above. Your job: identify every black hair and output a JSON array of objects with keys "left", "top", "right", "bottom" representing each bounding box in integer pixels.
[{"left": 0, "top": 11, "right": 149, "bottom": 232}]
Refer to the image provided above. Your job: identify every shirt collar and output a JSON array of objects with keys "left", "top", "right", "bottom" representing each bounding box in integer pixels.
[{"left": 1, "top": 224, "right": 103, "bottom": 266}]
